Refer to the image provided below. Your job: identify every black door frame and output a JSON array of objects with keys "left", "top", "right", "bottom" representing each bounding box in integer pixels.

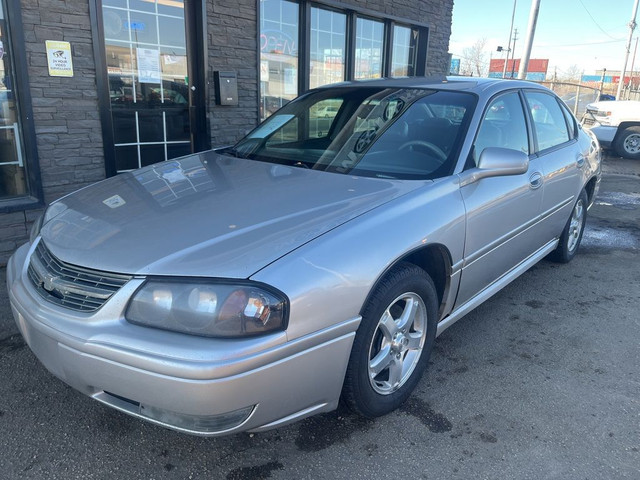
[
  {"left": 0, "top": 0, "right": 43, "bottom": 212},
  {"left": 89, "top": 0, "right": 210, "bottom": 178}
]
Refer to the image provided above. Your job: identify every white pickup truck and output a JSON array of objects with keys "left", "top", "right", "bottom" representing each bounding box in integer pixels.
[{"left": 581, "top": 100, "right": 640, "bottom": 159}]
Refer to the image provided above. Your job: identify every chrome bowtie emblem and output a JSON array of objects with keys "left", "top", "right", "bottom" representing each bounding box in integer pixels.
[{"left": 41, "top": 273, "right": 60, "bottom": 293}]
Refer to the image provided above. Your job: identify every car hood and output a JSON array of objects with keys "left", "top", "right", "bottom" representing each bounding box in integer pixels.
[{"left": 40, "top": 151, "right": 425, "bottom": 278}]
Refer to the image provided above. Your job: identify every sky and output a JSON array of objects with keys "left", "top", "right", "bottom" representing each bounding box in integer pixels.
[{"left": 450, "top": 0, "right": 639, "bottom": 76}]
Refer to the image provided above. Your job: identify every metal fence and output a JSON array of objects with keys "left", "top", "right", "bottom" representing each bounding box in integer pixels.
[
  {"left": 533, "top": 82, "right": 602, "bottom": 117},
  {"left": 456, "top": 76, "right": 629, "bottom": 116},
  {"left": 623, "top": 88, "right": 640, "bottom": 101}
]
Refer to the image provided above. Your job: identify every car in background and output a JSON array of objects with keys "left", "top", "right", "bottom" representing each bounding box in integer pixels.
[
  {"left": 8, "top": 77, "right": 601, "bottom": 437},
  {"left": 315, "top": 104, "right": 340, "bottom": 117},
  {"left": 582, "top": 100, "right": 640, "bottom": 159},
  {"left": 561, "top": 90, "right": 600, "bottom": 117}
]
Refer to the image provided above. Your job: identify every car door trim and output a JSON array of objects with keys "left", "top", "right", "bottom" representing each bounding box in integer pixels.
[
  {"left": 462, "top": 195, "right": 574, "bottom": 269},
  {"left": 437, "top": 238, "right": 559, "bottom": 337}
]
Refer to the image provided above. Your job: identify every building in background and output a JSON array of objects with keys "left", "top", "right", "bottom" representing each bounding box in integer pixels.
[
  {"left": 0, "top": 0, "right": 455, "bottom": 264},
  {"left": 488, "top": 58, "right": 549, "bottom": 81},
  {"left": 582, "top": 70, "right": 640, "bottom": 87}
]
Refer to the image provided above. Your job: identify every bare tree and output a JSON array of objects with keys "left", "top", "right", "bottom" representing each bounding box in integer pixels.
[
  {"left": 559, "top": 64, "right": 583, "bottom": 82},
  {"left": 461, "top": 38, "right": 489, "bottom": 77}
]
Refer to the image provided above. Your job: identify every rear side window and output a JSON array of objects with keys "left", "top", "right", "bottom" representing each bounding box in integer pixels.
[
  {"left": 559, "top": 101, "right": 577, "bottom": 139},
  {"left": 524, "top": 91, "right": 570, "bottom": 151}
]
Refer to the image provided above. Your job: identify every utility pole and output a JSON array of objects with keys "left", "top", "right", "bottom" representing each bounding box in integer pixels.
[
  {"left": 518, "top": 0, "right": 541, "bottom": 80},
  {"left": 599, "top": 68, "right": 607, "bottom": 97},
  {"left": 616, "top": 0, "right": 639, "bottom": 100},
  {"left": 502, "top": 0, "right": 518, "bottom": 78},
  {"left": 510, "top": 28, "right": 519, "bottom": 78},
  {"left": 627, "top": 37, "right": 638, "bottom": 98}
]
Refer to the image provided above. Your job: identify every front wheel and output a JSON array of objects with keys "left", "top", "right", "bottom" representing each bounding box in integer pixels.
[
  {"left": 342, "top": 263, "right": 438, "bottom": 418},
  {"left": 613, "top": 126, "right": 640, "bottom": 159},
  {"left": 549, "top": 189, "right": 588, "bottom": 263}
]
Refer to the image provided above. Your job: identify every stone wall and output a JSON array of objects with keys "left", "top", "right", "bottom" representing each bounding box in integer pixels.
[
  {"left": 1, "top": 0, "right": 103, "bottom": 265},
  {"left": 22, "top": 0, "right": 105, "bottom": 203},
  {"left": 207, "top": 0, "right": 259, "bottom": 147}
]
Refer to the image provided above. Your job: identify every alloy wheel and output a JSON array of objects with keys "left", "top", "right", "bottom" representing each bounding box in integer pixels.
[
  {"left": 567, "top": 198, "right": 585, "bottom": 252},
  {"left": 367, "top": 292, "right": 427, "bottom": 395}
]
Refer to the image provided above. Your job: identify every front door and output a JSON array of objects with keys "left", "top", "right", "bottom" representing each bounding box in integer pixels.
[
  {"left": 457, "top": 91, "right": 545, "bottom": 306},
  {"left": 99, "top": 0, "right": 207, "bottom": 174}
]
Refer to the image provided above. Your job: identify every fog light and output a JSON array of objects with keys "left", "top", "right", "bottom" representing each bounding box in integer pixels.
[
  {"left": 140, "top": 403, "right": 255, "bottom": 434},
  {"left": 96, "top": 391, "right": 255, "bottom": 435}
]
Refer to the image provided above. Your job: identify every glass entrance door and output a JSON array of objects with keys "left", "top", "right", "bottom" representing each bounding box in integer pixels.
[
  {"left": 0, "top": 1, "right": 27, "bottom": 198},
  {"left": 101, "top": 0, "right": 200, "bottom": 173}
]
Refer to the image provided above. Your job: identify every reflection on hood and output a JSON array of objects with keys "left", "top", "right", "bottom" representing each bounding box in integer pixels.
[{"left": 41, "top": 151, "right": 425, "bottom": 278}]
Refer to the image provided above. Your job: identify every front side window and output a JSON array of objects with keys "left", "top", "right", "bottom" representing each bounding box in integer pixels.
[
  {"left": 310, "top": 8, "right": 346, "bottom": 89},
  {"left": 225, "top": 87, "right": 475, "bottom": 180},
  {"left": 524, "top": 91, "right": 570, "bottom": 151},
  {"left": 354, "top": 18, "right": 384, "bottom": 80},
  {"left": 0, "top": 1, "right": 32, "bottom": 202},
  {"left": 260, "top": 0, "right": 299, "bottom": 120},
  {"left": 472, "top": 91, "right": 529, "bottom": 166}
]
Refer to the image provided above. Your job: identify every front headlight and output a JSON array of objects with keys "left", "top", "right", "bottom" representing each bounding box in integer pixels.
[
  {"left": 29, "top": 213, "right": 44, "bottom": 244},
  {"left": 29, "top": 202, "right": 68, "bottom": 243},
  {"left": 125, "top": 279, "right": 288, "bottom": 338}
]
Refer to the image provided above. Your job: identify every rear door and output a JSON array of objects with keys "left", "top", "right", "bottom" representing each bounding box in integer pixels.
[
  {"left": 457, "top": 91, "right": 545, "bottom": 306},
  {"left": 523, "top": 91, "right": 583, "bottom": 238}
]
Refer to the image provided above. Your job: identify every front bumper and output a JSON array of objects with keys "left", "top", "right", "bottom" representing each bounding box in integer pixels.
[
  {"left": 7, "top": 242, "right": 358, "bottom": 436},
  {"left": 583, "top": 123, "right": 617, "bottom": 148}
]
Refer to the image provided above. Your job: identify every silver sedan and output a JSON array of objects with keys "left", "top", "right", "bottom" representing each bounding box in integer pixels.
[{"left": 7, "top": 77, "right": 601, "bottom": 436}]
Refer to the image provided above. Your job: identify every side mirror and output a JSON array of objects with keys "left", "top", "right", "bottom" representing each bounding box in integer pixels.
[{"left": 459, "top": 147, "right": 529, "bottom": 186}]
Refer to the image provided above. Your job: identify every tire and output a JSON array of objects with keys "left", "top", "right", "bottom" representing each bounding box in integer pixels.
[
  {"left": 549, "top": 189, "right": 588, "bottom": 263},
  {"left": 613, "top": 126, "right": 640, "bottom": 159},
  {"left": 342, "top": 263, "right": 438, "bottom": 418}
]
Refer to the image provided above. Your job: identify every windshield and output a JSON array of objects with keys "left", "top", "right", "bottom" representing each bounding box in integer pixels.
[{"left": 223, "top": 87, "right": 476, "bottom": 180}]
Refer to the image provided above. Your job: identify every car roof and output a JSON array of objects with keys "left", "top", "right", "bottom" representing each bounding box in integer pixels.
[{"left": 315, "top": 76, "right": 548, "bottom": 95}]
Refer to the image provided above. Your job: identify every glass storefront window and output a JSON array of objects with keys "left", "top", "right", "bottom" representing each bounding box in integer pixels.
[
  {"left": 260, "top": 0, "right": 299, "bottom": 121},
  {"left": 0, "top": 1, "right": 28, "bottom": 200},
  {"left": 354, "top": 17, "right": 384, "bottom": 80},
  {"left": 102, "top": 0, "right": 191, "bottom": 172},
  {"left": 310, "top": 8, "right": 346, "bottom": 89},
  {"left": 391, "top": 25, "right": 418, "bottom": 77}
]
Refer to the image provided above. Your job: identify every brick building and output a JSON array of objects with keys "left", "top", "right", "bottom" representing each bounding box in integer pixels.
[{"left": 0, "top": 0, "right": 454, "bottom": 265}]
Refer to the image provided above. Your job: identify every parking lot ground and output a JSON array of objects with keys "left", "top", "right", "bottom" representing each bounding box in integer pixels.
[{"left": 1, "top": 154, "right": 638, "bottom": 480}]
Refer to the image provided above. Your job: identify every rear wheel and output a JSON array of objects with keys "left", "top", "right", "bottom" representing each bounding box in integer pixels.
[
  {"left": 613, "top": 126, "right": 640, "bottom": 159},
  {"left": 342, "top": 263, "right": 437, "bottom": 418},
  {"left": 549, "top": 189, "right": 588, "bottom": 263}
]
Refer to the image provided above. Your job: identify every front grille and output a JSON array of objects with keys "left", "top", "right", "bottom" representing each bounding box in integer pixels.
[
  {"left": 582, "top": 117, "right": 595, "bottom": 126},
  {"left": 27, "top": 241, "right": 132, "bottom": 312}
]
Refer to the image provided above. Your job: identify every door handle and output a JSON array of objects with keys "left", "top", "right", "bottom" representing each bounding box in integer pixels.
[
  {"left": 576, "top": 155, "right": 585, "bottom": 168},
  {"left": 529, "top": 172, "right": 543, "bottom": 189}
]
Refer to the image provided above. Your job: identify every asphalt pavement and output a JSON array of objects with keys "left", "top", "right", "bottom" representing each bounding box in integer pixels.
[{"left": 1, "top": 154, "right": 638, "bottom": 480}]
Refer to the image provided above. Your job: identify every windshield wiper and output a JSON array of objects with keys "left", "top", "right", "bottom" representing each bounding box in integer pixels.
[{"left": 220, "top": 147, "right": 249, "bottom": 159}]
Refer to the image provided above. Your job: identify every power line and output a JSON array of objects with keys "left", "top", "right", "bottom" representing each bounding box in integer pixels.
[
  {"left": 576, "top": 0, "right": 619, "bottom": 39},
  {"left": 540, "top": 38, "right": 626, "bottom": 48}
]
